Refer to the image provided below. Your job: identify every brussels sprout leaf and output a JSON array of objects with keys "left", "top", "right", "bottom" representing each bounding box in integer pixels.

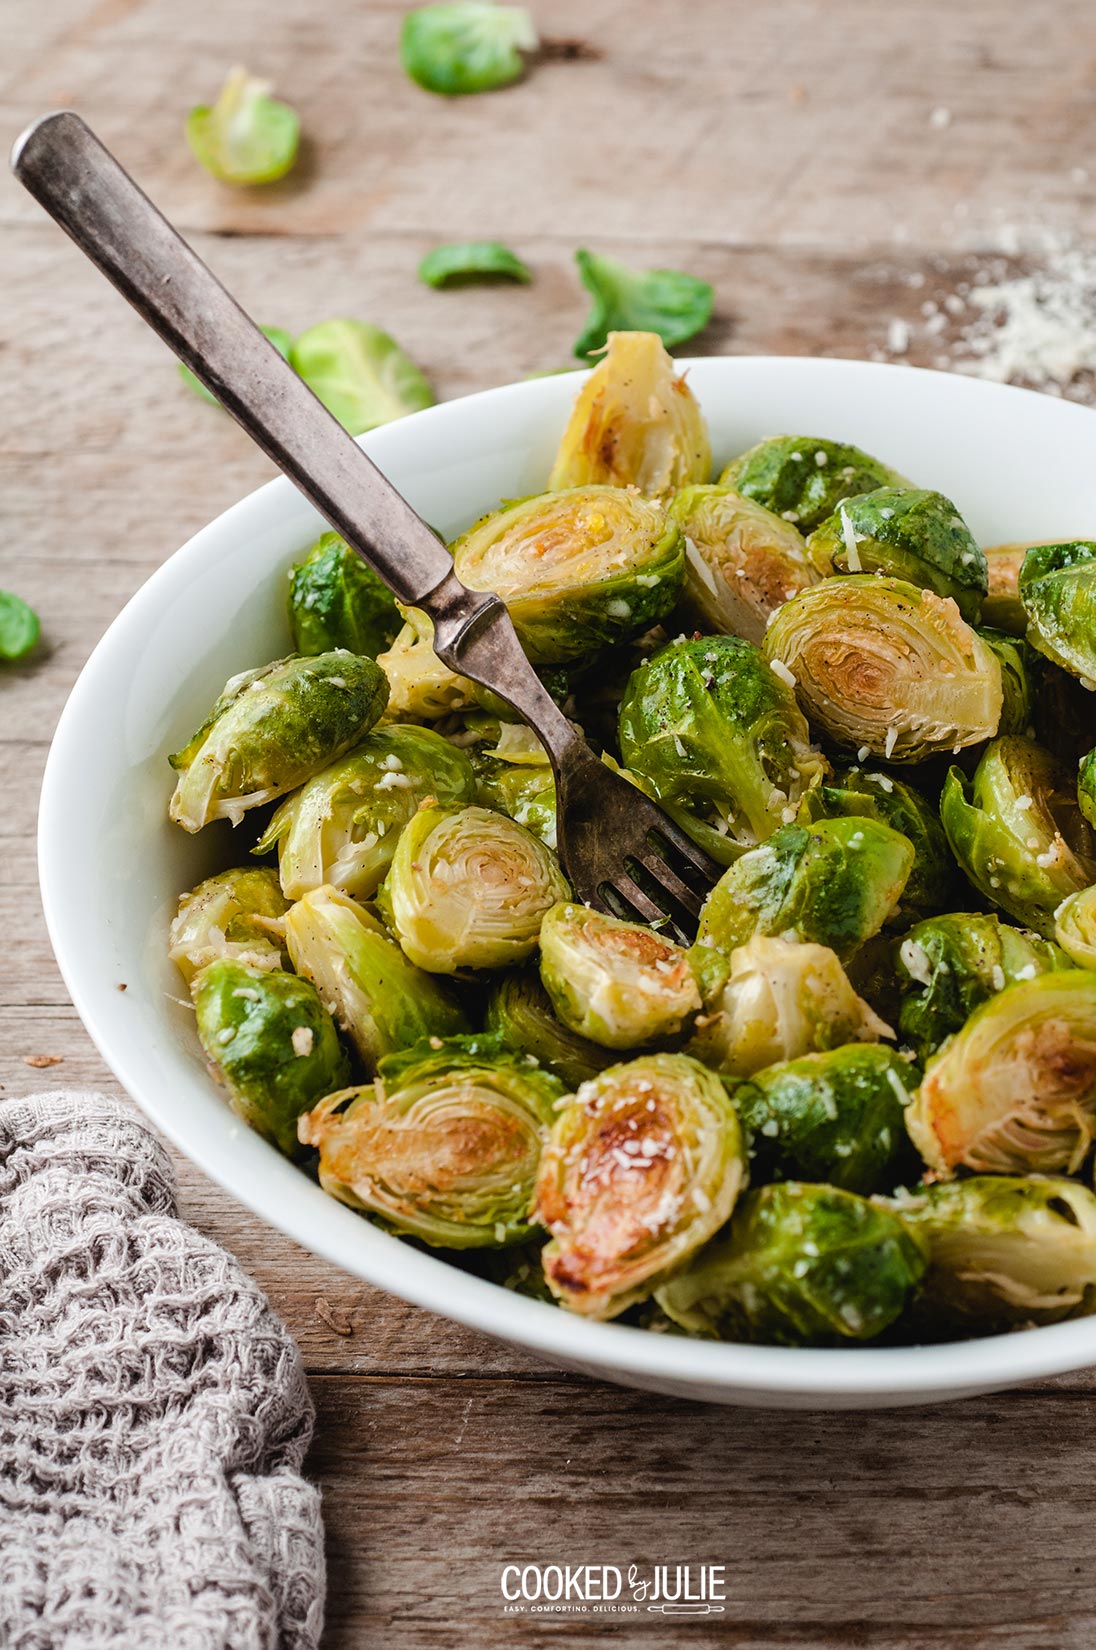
[
  {"left": 418, "top": 240, "right": 532, "bottom": 287},
  {"left": 401, "top": 2, "right": 538, "bottom": 95},
  {"left": 572, "top": 250, "right": 713, "bottom": 361},
  {"left": 179, "top": 325, "right": 292, "bottom": 405},
  {"left": 0, "top": 591, "right": 40, "bottom": 661},
  {"left": 186, "top": 68, "right": 300, "bottom": 185},
  {"left": 290, "top": 320, "right": 435, "bottom": 435}
]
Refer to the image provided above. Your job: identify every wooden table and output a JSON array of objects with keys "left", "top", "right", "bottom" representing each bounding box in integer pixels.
[{"left": 5, "top": 2, "right": 1096, "bottom": 1643}]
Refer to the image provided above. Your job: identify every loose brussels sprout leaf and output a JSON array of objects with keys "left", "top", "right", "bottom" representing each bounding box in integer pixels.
[
  {"left": 168, "top": 652, "right": 390, "bottom": 832},
  {"left": 719, "top": 436, "right": 906, "bottom": 533},
  {"left": 180, "top": 325, "right": 291, "bottom": 405},
  {"left": 697, "top": 817, "right": 914, "bottom": 964},
  {"left": 982, "top": 543, "right": 1034, "bottom": 635},
  {"left": 735, "top": 1043, "right": 916, "bottom": 1196},
  {"left": 939, "top": 736, "right": 1096, "bottom": 937},
  {"left": 897, "top": 910, "right": 1069, "bottom": 1064},
  {"left": 0, "top": 589, "right": 40, "bottom": 661},
  {"left": 886, "top": 1176, "right": 1096, "bottom": 1330},
  {"left": 382, "top": 803, "right": 569, "bottom": 972},
  {"left": 1056, "top": 886, "right": 1096, "bottom": 971},
  {"left": 299, "top": 1036, "right": 562, "bottom": 1247},
  {"left": 572, "top": 251, "right": 713, "bottom": 363},
  {"left": 290, "top": 320, "right": 434, "bottom": 436},
  {"left": 979, "top": 627, "right": 1036, "bottom": 736},
  {"left": 185, "top": 68, "right": 300, "bottom": 185},
  {"left": 287, "top": 532, "right": 401, "bottom": 658},
  {"left": 400, "top": 1, "right": 538, "bottom": 95},
  {"left": 656, "top": 1182, "right": 926, "bottom": 1345},
  {"left": 548, "top": 331, "right": 711, "bottom": 498},
  {"left": 418, "top": 240, "right": 531, "bottom": 285},
  {"left": 798, "top": 766, "right": 957, "bottom": 923},
  {"left": 762, "top": 575, "right": 1003, "bottom": 763},
  {"left": 617, "top": 634, "right": 827, "bottom": 855},
  {"left": 687, "top": 934, "right": 892, "bottom": 1078},
  {"left": 485, "top": 967, "right": 614, "bottom": 1089},
  {"left": 538, "top": 902, "right": 703, "bottom": 1050},
  {"left": 906, "top": 970, "right": 1096, "bottom": 1176},
  {"left": 377, "top": 617, "right": 481, "bottom": 719},
  {"left": 470, "top": 723, "right": 558, "bottom": 848},
  {"left": 669, "top": 486, "right": 817, "bottom": 646},
  {"left": 451, "top": 486, "right": 684, "bottom": 664},
  {"left": 284, "top": 886, "right": 468, "bottom": 1068},
  {"left": 193, "top": 959, "right": 349, "bottom": 1156},
  {"left": 806, "top": 489, "right": 987, "bottom": 621},
  {"left": 256, "top": 723, "right": 476, "bottom": 900},
  {"left": 1019, "top": 540, "right": 1096, "bottom": 686},
  {"left": 169, "top": 866, "right": 289, "bottom": 986},
  {"left": 1080, "top": 748, "right": 1096, "bottom": 830},
  {"left": 534, "top": 1053, "right": 746, "bottom": 1318}
]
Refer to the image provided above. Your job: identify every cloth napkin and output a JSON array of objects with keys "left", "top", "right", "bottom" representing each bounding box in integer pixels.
[{"left": 0, "top": 1090, "right": 325, "bottom": 1650}]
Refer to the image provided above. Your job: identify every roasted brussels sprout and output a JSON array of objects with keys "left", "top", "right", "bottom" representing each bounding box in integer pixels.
[
  {"left": 940, "top": 736, "right": 1096, "bottom": 936},
  {"left": 806, "top": 488, "right": 987, "bottom": 621},
  {"left": 538, "top": 903, "right": 702, "bottom": 1050},
  {"left": 468, "top": 719, "right": 557, "bottom": 847},
  {"left": 687, "top": 935, "right": 892, "bottom": 1079},
  {"left": 381, "top": 803, "right": 568, "bottom": 972},
  {"left": 169, "top": 652, "right": 389, "bottom": 832},
  {"left": 290, "top": 320, "right": 434, "bottom": 437},
  {"left": 1055, "top": 887, "right": 1096, "bottom": 971},
  {"left": 981, "top": 543, "right": 1032, "bottom": 635},
  {"left": 572, "top": 252, "right": 713, "bottom": 362},
  {"left": 534, "top": 1053, "right": 746, "bottom": 1318},
  {"left": 255, "top": 724, "right": 476, "bottom": 900},
  {"left": 719, "top": 436, "right": 905, "bottom": 533},
  {"left": 1019, "top": 540, "right": 1096, "bottom": 686},
  {"left": 400, "top": 2, "right": 538, "bottom": 96},
  {"left": 287, "top": 532, "right": 401, "bottom": 658},
  {"left": 418, "top": 240, "right": 531, "bottom": 286},
  {"left": 896, "top": 910, "right": 1069, "bottom": 1063},
  {"left": 284, "top": 886, "right": 468, "bottom": 1067},
  {"left": 185, "top": 68, "right": 299, "bottom": 185},
  {"left": 1080, "top": 748, "right": 1096, "bottom": 829},
  {"left": 979, "top": 627, "right": 1036, "bottom": 736},
  {"left": 656, "top": 1182, "right": 926, "bottom": 1345},
  {"left": 762, "top": 575, "right": 1003, "bottom": 763},
  {"left": 888, "top": 1176, "right": 1096, "bottom": 1330},
  {"left": 169, "top": 866, "right": 289, "bottom": 986},
  {"left": 697, "top": 817, "right": 914, "bottom": 963},
  {"left": 548, "top": 331, "right": 711, "bottom": 497},
  {"left": 193, "top": 959, "right": 349, "bottom": 1156},
  {"left": 451, "top": 486, "right": 684, "bottom": 664},
  {"left": 617, "top": 634, "right": 827, "bottom": 856},
  {"left": 798, "top": 766, "right": 957, "bottom": 922},
  {"left": 485, "top": 967, "right": 614, "bottom": 1088},
  {"left": 299, "top": 1036, "right": 562, "bottom": 1246},
  {"left": 376, "top": 614, "right": 481, "bottom": 720},
  {"left": 668, "top": 485, "right": 817, "bottom": 645},
  {"left": 735, "top": 1043, "right": 915, "bottom": 1196},
  {"left": 906, "top": 970, "right": 1096, "bottom": 1176}
]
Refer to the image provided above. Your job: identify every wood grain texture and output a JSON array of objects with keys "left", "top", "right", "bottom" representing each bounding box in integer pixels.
[{"left": 4, "top": 1, "right": 1096, "bottom": 1643}]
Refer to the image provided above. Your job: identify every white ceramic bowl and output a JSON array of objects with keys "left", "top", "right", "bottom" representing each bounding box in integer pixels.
[{"left": 39, "top": 357, "right": 1096, "bottom": 1408}]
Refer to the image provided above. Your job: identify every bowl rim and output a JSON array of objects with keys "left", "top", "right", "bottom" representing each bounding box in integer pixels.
[{"left": 38, "top": 354, "right": 1096, "bottom": 1402}]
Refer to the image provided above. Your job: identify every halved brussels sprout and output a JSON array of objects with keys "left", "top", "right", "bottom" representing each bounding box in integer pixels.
[
  {"left": 376, "top": 615, "right": 481, "bottom": 720},
  {"left": 806, "top": 489, "right": 987, "bottom": 621},
  {"left": 255, "top": 724, "right": 476, "bottom": 901},
  {"left": 762, "top": 576, "right": 1003, "bottom": 763},
  {"left": 906, "top": 970, "right": 1096, "bottom": 1176},
  {"left": 718, "top": 436, "right": 906, "bottom": 533},
  {"left": 169, "top": 652, "right": 389, "bottom": 831},
  {"left": 798, "top": 766, "right": 957, "bottom": 922},
  {"left": 548, "top": 331, "right": 711, "bottom": 497},
  {"left": 468, "top": 718, "right": 557, "bottom": 847},
  {"left": 288, "top": 532, "right": 401, "bottom": 659},
  {"left": 169, "top": 866, "right": 289, "bottom": 986},
  {"left": 193, "top": 959, "right": 349, "bottom": 1156},
  {"left": 1056, "top": 887, "right": 1096, "bottom": 970},
  {"left": 887, "top": 1176, "right": 1096, "bottom": 1330},
  {"left": 534, "top": 1053, "right": 746, "bottom": 1318},
  {"left": 538, "top": 902, "right": 703, "bottom": 1050},
  {"left": 735, "top": 1043, "right": 916, "bottom": 1195},
  {"left": 979, "top": 627, "right": 1036, "bottom": 736},
  {"left": 896, "top": 910, "right": 1069, "bottom": 1064},
  {"left": 668, "top": 485, "right": 817, "bottom": 646},
  {"left": 299, "top": 1036, "right": 562, "bottom": 1247},
  {"left": 381, "top": 803, "right": 569, "bottom": 972},
  {"left": 485, "top": 967, "right": 614, "bottom": 1089},
  {"left": 697, "top": 817, "right": 914, "bottom": 963},
  {"left": 940, "top": 736, "right": 1096, "bottom": 936},
  {"left": 1019, "top": 540, "right": 1096, "bottom": 685},
  {"left": 982, "top": 543, "right": 1034, "bottom": 635},
  {"left": 656, "top": 1182, "right": 926, "bottom": 1344},
  {"left": 284, "top": 886, "right": 469, "bottom": 1068},
  {"left": 617, "top": 634, "right": 827, "bottom": 856},
  {"left": 687, "top": 934, "right": 892, "bottom": 1078},
  {"left": 450, "top": 486, "right": 684, "bottom": 664},
  {"left": 1080, "top": 748, "right": 1096, "bottom": 829}
]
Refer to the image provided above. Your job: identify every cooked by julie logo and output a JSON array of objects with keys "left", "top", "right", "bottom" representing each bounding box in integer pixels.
[{"left": 500, "top": 1564, "right": 726, "bottom": 1615}]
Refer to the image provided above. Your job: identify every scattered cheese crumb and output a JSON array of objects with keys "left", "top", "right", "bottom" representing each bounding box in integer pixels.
[{"left": 291, "top": 1026, "right": 314, "bottom": 1058}]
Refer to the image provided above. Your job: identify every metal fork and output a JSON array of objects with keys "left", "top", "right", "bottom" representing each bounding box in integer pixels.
[{"left": 12, "top": 112, "right": 723, "bottom": 938}]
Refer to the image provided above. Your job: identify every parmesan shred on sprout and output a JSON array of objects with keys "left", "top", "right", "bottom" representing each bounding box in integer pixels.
[
  {"left": 770, "top": 658, "right": 797, "bottom": 689},
  {"left": 839, "top": 506, "right": 863, "bottom": 572}
]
